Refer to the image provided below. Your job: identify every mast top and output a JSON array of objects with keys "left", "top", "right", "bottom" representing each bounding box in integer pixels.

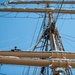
[{"left": 7, "top": 0, "right": 75, "bottom": 4}]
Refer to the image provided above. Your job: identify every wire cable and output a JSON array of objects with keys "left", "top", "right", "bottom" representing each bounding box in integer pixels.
[
  {"left": 36, "top": 13, "right": 46, "bottom": 43},
  {"left": 1, "top": 16, "right": 75, "bottom": 20},
  {"left": 0, "top": 12, "right": 13, "bottom": 17},
  {"left": 22, "top": 66, "right": 26, "bottom": 75},
  {"left": 0, "top": 40, "right": 32, "bottom": 50},
  {"left": 55, "top": 0, "right": 64, "bottom": 23},
  {"left": 62, "top": 38, "right": 75, "bottom": 50},
  {"left": 61, "top": 34, "right": 75, "bottom": 39},
  {"left": 30, "top": 17, "right": 40, "bottom": 48},
  {"left": 12, "top": 65, "right": 17, "bottom": 75},
  {"left": 59, "top": 15, "right": 67, "bottom": 32},
  {"left": 0, "top": 16, "right": 43, "bottom": 19},
  {"left": 0, "top": 73, "right": 7, "bottom": 75},
  {"left": 32, "top": 67, "right": 38, "bottom": 75},
  {"left": 25, "top": 66, "right": 30, "bottom": 75},
  {"left": 0, "top": 35, "right": 27, "bottom": 43},
  {"left": 62, "top": 36, "right": 75, "bottom": 43}
]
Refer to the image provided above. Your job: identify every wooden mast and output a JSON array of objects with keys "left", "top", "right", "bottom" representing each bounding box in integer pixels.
[
  {"left": 0, "top": 8, "right": 75, "bottom": 14},
  {"left": 0, "top": 0, "right": 75, "bottom": 75},
  {"left": 3, "top": 1, "right": 75, "bottom": 4}
]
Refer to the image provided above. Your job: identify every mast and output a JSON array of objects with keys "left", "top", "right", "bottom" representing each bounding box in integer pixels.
[
  {"left": 33, "top": 3, "right": 65, "bottom": 75},
  {"left": 0, "top": 0, "right": 75, "bottom": 75}
]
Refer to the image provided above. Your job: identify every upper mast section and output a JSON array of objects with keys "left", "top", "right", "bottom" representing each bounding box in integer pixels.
[
  {"left": 0, "top": 0, "right": 75, "bottom": 14},
  {"left": 6, "top": 0, "right": 75, "bottom": 4},
  {"left": 0, "top": 0, "right": 74, "bottom": 51}
]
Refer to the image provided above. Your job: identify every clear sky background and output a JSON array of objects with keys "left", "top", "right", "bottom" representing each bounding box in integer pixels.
[{"left": 0, "top": 0, "right": 75, "bottom": 75}]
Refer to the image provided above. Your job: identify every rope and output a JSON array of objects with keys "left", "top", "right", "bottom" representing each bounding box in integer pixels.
[
  {"left": 63, "top": 38, "right": 75, "bottom": 50},
  {"left": 30, "top": 17, "right": 40, "bottom": 48},
  {"left": 22, "top": 66, "right": 26, "bottom": 75},
  {"left": 62, "top": 36, "right": 75, "bottom": 43},
  {"left": 55, "top": 0, "right": 64, "bottom": 23},
  {"left": 61, "top": 34, "right": 75, "bottom": 39},
  {"left": 0, "top": 41, "right": 32, "bottom": 50}
]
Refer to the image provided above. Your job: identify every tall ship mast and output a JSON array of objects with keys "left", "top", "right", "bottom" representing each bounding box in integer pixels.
[{"left": 0, "top": 0, "right": 75, "bottom": 75}]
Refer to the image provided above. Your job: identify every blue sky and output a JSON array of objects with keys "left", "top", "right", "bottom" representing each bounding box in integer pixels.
[{"left": 0, "top": 0, "right": 75, "bottom": 75}]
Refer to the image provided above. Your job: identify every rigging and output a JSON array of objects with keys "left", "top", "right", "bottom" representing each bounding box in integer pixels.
[{"left": 0, "top": 0, "right": 75, "bottom": 75}]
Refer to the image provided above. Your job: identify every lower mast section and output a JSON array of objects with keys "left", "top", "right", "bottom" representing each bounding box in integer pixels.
[
  {"left": 0, "top": 2, "right": 74, "bottom": 75},
  {"left": 33, "top": 12, "right": 72, "bottom": 75}
]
